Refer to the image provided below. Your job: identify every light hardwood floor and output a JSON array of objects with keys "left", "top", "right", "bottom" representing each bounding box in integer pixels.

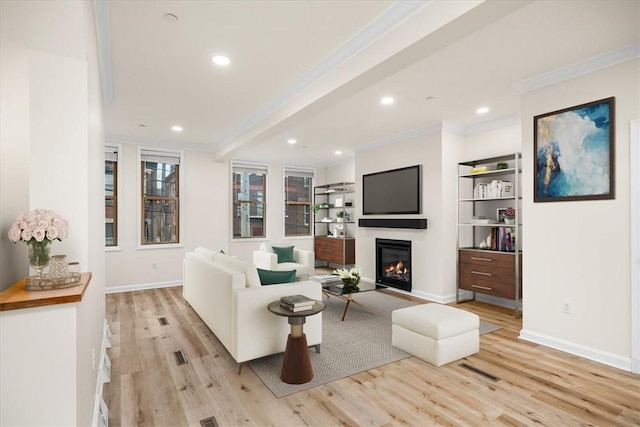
[{"left": 103, "top": 286, "right": 640, "bottom": 426}]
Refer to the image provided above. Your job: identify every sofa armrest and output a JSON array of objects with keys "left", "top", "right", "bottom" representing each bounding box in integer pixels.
[
  {"left": 252, "top": 250, "right": 278, "bottom": 271},
  {"left": 232, "top": 281, "right": 323, "bottom": 363},
  {"left": 293, "top": 248, "right": 314, "bottom": 276}
]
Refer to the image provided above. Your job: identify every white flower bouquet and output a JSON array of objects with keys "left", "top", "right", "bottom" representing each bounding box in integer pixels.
[{"left": 333, "top": 267, "right": 362, "bottom": 293}]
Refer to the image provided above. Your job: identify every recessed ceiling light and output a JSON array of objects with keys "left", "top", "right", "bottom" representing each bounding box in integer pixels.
[
  {"left": 380, "top": 96, "right": 395, "bottom": 105},
  {"left": 171, "top": 125, "right": 183, "bottom": 132},
  {"left": 212, "top": 55, "right": 230, "bottom": 66},
  {"left": 476, "top": 106, "right": 490, "bottom": 114},
  {"left": 163, "top": 13, "right": 178, "bottom": 23},
  {"left": 335, "top": 150, "right": 343, "bottom": 155},
  {"left": 287, "top": 139, "right": 297, "bottom": 145}
]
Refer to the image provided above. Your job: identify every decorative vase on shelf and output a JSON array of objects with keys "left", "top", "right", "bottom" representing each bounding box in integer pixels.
[
  {"left": 27, "top": 239, "right": 51, "bottom": 279},
  {"left": 504, "top": 217, "right": 515, "bottom": 225},
  {"left": 50, "top": 254, "right": 69, "bottom": 283}
]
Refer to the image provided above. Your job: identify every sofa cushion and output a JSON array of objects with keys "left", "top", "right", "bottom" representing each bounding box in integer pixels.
[
  {"left": 213, "top": 253, "right": 261, "bottom": 288},
  {"left": 272, "top": 246, "right": 295, "bottom": 263},
  {"left": 257, "top": 268, "right": 296, "bottom": 285},
  {"left": 194, "top": 246, "right": 220, "bottom": 260}
]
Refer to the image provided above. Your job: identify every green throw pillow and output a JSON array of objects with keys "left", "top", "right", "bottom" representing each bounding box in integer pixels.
[
  {"left": 272, "top": 246, "right": 295, "bottom": 263},
  {"left": 257, "top": 268, "right": 297, "bottom": 285}
]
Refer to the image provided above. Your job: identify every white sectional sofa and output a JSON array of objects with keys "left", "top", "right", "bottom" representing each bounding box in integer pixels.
[{"left": 182, "top": 247, "right": 323, "bottom": 368}]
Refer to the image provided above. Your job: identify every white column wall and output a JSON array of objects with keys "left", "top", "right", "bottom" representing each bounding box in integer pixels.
[
  {"left": 520, "top": 59, "right": 639, "bottom": 369},
  {"left": 0, "top": 1, "right": 105, "bottom": 425},
  {"left": 355, "top": 131, "right": 446, "bottom": 301}
]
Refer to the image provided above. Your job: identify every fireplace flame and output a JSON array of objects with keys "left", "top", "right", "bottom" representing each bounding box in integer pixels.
[{"left": 385, "top": 261, "right": 408, "bottom": 276}]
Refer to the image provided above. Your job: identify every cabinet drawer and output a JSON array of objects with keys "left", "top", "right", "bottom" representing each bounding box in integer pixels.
[
  {"left": 459, "top": 275, "right": 516, "bottom": 299},
  {"left": 459, "top": 250, "right": 514, "bottom": 269},
  {"left": 459, "top": 263, "right": 514, "bottom": 284}
]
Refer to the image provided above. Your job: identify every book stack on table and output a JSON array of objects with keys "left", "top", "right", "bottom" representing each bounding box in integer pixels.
[{"left": 280, "top": 294, "right": 315, "bottom": 312}]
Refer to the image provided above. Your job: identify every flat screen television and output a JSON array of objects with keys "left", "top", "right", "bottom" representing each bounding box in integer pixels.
[{"left": 362, "top": 165, "right": 422, "bottom": 215}]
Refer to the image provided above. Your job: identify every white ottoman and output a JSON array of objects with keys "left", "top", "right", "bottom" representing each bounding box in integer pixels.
[{"left": 392, "top": 303, "right": 479, "bottom": 367}]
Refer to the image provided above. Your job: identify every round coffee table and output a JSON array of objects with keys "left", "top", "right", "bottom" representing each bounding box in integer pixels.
[{"left": 267, "top": 300, "right": 325, "bottom": 384}]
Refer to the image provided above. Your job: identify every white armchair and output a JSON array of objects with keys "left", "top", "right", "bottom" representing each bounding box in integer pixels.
[{"left": 252, "top": 241, "right": 314, "bottom": 279}]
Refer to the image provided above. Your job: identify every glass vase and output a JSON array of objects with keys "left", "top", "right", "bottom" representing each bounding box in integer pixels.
[
  {"left": 49, "top": 254, "right": 69, "bottom": 283},
  {"left": 27, "top": 239, "right": 51, "bottom": 278}
]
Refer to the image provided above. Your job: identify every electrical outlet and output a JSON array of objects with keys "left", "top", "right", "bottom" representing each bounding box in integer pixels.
[{"left": 562, "top": 300, "right": 573, "bottom": 314}]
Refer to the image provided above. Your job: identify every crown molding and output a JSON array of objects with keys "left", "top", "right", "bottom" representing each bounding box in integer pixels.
[
  {"left": 355, "top": 121, "right": 443, "bottom": 152},
  {"left": 105, "top": 134, "right": 212, "bottom": 153},
  {"left": 512, "top": 43, "right": 640, "bottom": 94}
]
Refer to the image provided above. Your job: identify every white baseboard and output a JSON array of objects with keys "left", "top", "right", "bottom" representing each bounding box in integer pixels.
[
  {"left": 105, "top": 280, "right": 182, "bottom": 294},
  {"left": 519, "top": 329, "right": 632, "bottom": 372}
]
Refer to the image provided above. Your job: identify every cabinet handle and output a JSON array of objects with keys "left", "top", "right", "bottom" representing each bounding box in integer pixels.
[
  {"left": 471, "top": 270, "right": 492, "bottom": 276},
  {"left": 470, "top": 257, "right": 492, "bottom": 262},
  {"left": 471, "top": 284, "right": 492, "bottom": 291}
]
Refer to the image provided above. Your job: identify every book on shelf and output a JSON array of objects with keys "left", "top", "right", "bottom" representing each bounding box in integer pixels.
[
  {"left": 280, "top": 294, "right": 315, "bottom": 307},
  {"left": 280, "top": 301, "right": 314, "bottom": 312},
  {"left": 487, "top": 227, "right": 515, "bottom": 252}
]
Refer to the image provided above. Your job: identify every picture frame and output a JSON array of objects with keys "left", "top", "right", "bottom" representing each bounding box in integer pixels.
[
  {"left": 534, "top": 97, "right": 615, "bottom": 202},
  {"left": 496, "top": 208, "right": 507, "bottom": 223}
]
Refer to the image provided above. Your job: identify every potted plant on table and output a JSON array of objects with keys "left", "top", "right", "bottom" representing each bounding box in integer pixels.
[
  {"left": 334, "top": 267, "right": 361, "bottom": 294},
  {"left": 504, "top": 207, "right": 516, "bottom": 225}
]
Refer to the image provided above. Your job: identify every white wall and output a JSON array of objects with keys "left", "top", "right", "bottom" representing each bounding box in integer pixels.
[
  {"left": 520, "top": 59, "right": 639, "bottom": 369},
  {"left": 355, "top": 131, "right": 450, "bottom": 301},
  {"left": 105, "top": 156, "right": 321, "bottom": 289},
  {"left": 0, "top": 1, "right": 105, "bottom": 424}
]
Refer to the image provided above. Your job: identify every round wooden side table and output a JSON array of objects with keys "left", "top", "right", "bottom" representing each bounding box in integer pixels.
[{"left": 267, "top": 300, "right": 325, "bottom": 384}]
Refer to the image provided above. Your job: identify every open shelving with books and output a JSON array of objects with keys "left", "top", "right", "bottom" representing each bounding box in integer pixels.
[
  {"left": 456, "top": 153, "right": 522, "bottom": 317},
  {"left": 313, "top": 182, "right": 355, "bottom": 268}
]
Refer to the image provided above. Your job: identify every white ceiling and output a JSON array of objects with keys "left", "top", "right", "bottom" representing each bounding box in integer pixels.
[{"left": 102, "top": 1, "right": 640, "bottom": 168}]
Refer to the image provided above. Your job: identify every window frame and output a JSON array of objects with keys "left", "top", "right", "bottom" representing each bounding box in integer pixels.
[
  {"left": 231, "top": 161, "right": 268, "bottom": 240},
  {"left": 137, "top": 147, "right": 184, "bottom": 249},
  {"left": 283, "top": 166, "right": 315, "bottom": 237},
  {"left": 105, "top": 143, "right": 122, "bottom": 250}
]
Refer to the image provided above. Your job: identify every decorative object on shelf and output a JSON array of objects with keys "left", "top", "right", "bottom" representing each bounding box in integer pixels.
[
  {"left": 313, "top": 203, "right": 332, "bottom": 212},
  {"left": 471, "top": 166, "right": 487, "bottom": 174},
  {"left": 49, "top": 254, "right": 70, "bottom": 283},
  {"left": 497, "top": 162, "right": 508, "bottom": 170},
  {"left": 336, "top": 211, "right": 345, "bottom": 222},
  {"left": 504, "top": 207, "right": 516, "bottom": 225},
  {"left": 534, "top": 97, "right": 615, "bottom": 202},
  {"left": 7, "top": 208, "right": 69, "bottom": 281},
  {"left": 333, "top": 267, "right": 361, "bottom": 294}
]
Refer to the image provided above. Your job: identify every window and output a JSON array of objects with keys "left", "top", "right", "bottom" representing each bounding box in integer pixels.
[
  {"left": 232, "top": 163, "right": 267, "bottom": 238},
  {"left": 105, "top": 145, "right": 118, "bottom": 247},
  {"left": 141, "top": 149, "right": 180, "bottom": 245},
  {"left": 284, "top": 168, "right": 313, "bottom": 236}
]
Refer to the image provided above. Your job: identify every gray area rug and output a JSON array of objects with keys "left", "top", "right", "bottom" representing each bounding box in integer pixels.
[{"left": 248, "top": 291, "right": 500, "bottom": 398}]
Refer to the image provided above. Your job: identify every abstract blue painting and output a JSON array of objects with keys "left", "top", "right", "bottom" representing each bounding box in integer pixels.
[{"left": 534, "top": 97, "right": 615, "bottom": 202}]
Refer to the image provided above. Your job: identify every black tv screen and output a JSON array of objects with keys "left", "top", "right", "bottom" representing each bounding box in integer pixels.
[{"left": 362, "top": 165, "right": 421, "bottom": 215}]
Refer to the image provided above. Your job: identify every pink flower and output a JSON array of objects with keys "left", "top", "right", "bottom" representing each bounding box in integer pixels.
[
  {"left": 32, "top": 228, "right": 46, "bottom": 242},
  {"left": 46, "top": 226, "right": 59, "bottom": 240},
  {"left": 7, "top": 227, "right": 21, "bottom": 243},
  {"left": 8, "top": 209, "right": 68, "bottom": 244},
  {"left": 21, "top": 228, "right": 32, "bottom": 241}
]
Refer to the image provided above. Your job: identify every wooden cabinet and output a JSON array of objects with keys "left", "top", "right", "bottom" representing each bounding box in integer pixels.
[
  {"left": 315, "top": 237, "right": 355, "bottom": 265},
  {"left": 456, "top": 153, "right": 522, "bottom": 317},
  {"left": 314, "top": 182, "right": 355, "bottom": 267},
  {"left": 458, "top": 249, "right": 522, "bottom": 299}
]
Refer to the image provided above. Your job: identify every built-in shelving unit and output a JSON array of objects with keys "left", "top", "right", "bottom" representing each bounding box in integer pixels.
[
  {"left": 456, "top": 153, "right": 522, "bottom": 317},
  {"left": 313, "top": 182, "right": 355, "bottom": 268}
]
